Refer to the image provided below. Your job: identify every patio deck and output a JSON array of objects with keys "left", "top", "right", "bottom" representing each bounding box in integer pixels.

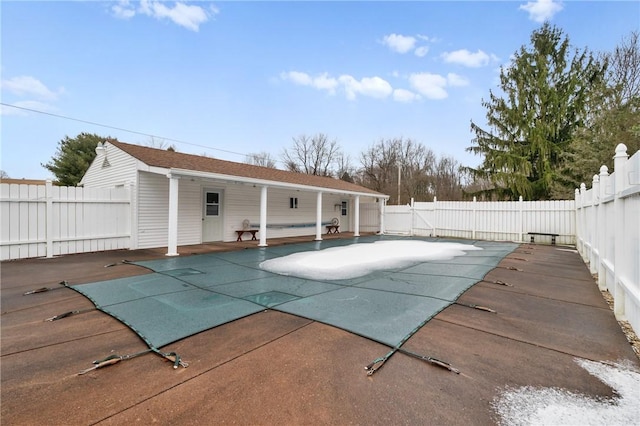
[{"left": 1, "top": 233, "right": 638, "bottom": 425}]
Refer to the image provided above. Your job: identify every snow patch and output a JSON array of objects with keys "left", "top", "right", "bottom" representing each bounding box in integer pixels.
[
  {"left": 493, "top": 359, "right": 640, "bottom": 426},
  {"left": 259, "top": 240, "right": 482, "bottom": 280}
]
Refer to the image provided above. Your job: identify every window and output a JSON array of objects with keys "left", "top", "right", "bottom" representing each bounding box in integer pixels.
[
  {"left": 289, "top": 197, "right": 298, "bottom": 209},
  {"left": 205, "top": 192, "right": 220, "bottom": 216},
  {"left": 341, "top": 201, "right": 348, "bottom": 216}
]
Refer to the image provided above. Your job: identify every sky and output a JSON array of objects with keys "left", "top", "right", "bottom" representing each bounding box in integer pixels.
[{"left": 1, "top": 0, "right": 639, "bottom": 180}]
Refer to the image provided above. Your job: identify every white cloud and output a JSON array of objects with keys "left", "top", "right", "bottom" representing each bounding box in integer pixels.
[
  {"left": 111, "top": 0, "right": 135, "bottom": 19},
  {"left": 381, "top": 33, "right": 417, "bottom": 54},
  {"left": 280, "top": 71, "right": 338, "bottom": 95},
  {"left": 112, "top": 0, "right": 215, "bottom": 31},
  {"left": 1, "top": 76, "right": 63, "bottom": 100},
  {"left": 339, "top": 75, "right": 393, "bottom": 100},
  {"left": 281, "top": 71, "right": 312, "bottom": 86},
  {"left": 441, "top": 49, "right": 494, "bottom": 68},
  {"left": 447, "top": 73, "right": 470, "bottom": 87},
  {"left": 414, "top": 46, "right": 429, "bottom": 57},
  {"left": 393, "top": 89, "right": 421, "bottom": 103},
  {"left": 519, "top": 0, "right": 564, "bottom": 23},
  {"left": 282, "top": 71, "right": 392, "bottom": 100},
  {"left": 409, "top": 72, "right": 449, "bottom": 100}
]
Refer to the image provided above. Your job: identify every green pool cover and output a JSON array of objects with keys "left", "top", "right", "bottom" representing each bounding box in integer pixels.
[{"left": 73, "top": 236, "right": 518, "bottom": 356}]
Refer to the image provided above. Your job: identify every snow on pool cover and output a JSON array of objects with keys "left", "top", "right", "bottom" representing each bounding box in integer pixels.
[{"left": 72, "top": 237, "right": 518, "bottom": 371}]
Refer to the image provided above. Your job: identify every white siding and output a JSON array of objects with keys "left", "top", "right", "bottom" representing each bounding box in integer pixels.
[
  {"left": 223, "top": 185, "right": 354, "bottom": 241},
  {"left": 137, "top": 173, "right": 203, "bottom": 249},
  {"left": 81, "top": 145, "right": 138, "bottom": 188}
]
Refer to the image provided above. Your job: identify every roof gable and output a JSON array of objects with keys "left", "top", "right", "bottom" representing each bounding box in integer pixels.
[{"left": 108, "top": 141, "right": 386, "bottom": 197}]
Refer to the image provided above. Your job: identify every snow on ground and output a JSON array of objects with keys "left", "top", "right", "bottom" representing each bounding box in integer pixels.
[
  {"left": 259, "top": 240, "right": 482, "bottom": 280},
  {"left": 493, "top": 358, "right": 640, "bottom": 426}
]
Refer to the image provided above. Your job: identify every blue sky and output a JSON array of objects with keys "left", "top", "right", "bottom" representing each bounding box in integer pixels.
[{"left": 1, "top": 0, "right": 638, "bottom": 179}]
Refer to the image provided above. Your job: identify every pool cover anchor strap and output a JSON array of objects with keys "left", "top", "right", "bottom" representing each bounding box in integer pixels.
[
  {"left": 454, "top": 302, "right": 497, "bottom": 313},
  {"left": 77, "top": 349, "right": 188, "bottom": 375},
  {"left": 365, "top": 347, "right": 459, "bottom": 376},
  {"left": 23, "top": 280, "right": 69, "bottom": 295},
  {"left": 45, "top": 308, "right": 95, "bottom": 322}
]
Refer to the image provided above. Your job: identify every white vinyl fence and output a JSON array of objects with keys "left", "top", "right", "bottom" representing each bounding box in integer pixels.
[
  {"left": 382, "top": 198, "right": 575, "bottom": 245},
  {"left": 0, "top": 181, "right": 131, "bottom": 260},
  {"left": 576, "top": 144, "right": 640, "bottom": 335}
]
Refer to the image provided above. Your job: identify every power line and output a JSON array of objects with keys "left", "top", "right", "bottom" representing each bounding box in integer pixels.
[{"left": 0, "top": 102, "right": 251, "bottom": 159}]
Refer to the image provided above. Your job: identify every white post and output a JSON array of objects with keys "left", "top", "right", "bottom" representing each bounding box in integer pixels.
[
  {"left": 379, "top": 198, "right": 385, "bottom": 234},
  {"left": 597, "top": 166, "right": 609, "bottom": 290},
  {"left": 574, "top": 188, "right": 581, "bottom": 254},
  {"left": 590, "top": 174, "right": 599, "bottom": 274},
  {"left": 518, "top": 195, "right": 524, "bottom": 243},
  {"left": 410, "top": 197, "right": 415, "bottom": 237},
  {"left": 354, "top": 195, "right": 360, "bottom": 237},
  {"left": 433, "top": 196, "right": 437, "bottom": 237},
  {"left": 315, "top": 191, "right": 323, "bottom": 241},
  {"left": 471, "top": 196, "right": 477, "bottom": 240},
  {"left": 45, "top": 179, "right": 53, "bottom": 258},
  {"left": 259, "top": 185, "right": 268, "bottom": 247},
  {"left": 166, "top": 174, "right": 179, "bottom": 256},
  {"left": 613, "top": 143, "right": 628, "bottom": 318},
  {"left": 580, "top": 183, "right": 587, "bottom": 258}
]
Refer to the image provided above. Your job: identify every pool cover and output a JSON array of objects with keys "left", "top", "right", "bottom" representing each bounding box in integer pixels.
[{"left": 73, "top": 236, "right": 518, "bottom": 354}]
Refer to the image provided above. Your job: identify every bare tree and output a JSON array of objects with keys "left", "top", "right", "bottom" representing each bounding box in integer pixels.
[
  {"left": 605, "top": 31, "right": 640, "bottom": 105},
  {"left": 433, "top": 156, "right": 464, "bottom": 200},
  {"left": 359, "top": 138, "right": 437, "bottom": 204},
  {"left": 334, "top": 153, "right": 356, "bottom": 182},
  {"left": 245, "top": 152, "right": 277, "bottom": 168},
  {"left": 0, "top": 170, "right": 9, "bottom": 179},
  {"left": 146, "top": 136, "right": 175, "bottom": 151},
  {"left": 282, "top": 133, "right": 341, "bottom": 176}
]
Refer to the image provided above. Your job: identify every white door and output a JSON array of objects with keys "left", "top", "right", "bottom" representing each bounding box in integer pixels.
[
  {"left": 340, "top": 200, "right": 349, "bottom": 231},
  {"left": 202, "top": 189, "right": 223, "bottom": 242}
]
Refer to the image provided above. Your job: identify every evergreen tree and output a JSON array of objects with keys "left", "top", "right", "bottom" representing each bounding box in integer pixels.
[
  {"left": 466, "top": 23, "right": 606, "bottom": 200},
  {"left": 42, "top": 133, "right": 111, "bottom": 186}
]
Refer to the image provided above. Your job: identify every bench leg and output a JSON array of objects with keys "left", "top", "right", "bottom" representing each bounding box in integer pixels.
[
  {"left": 551, "top": 236, "right": 556, "bottom": 245},
  {"left": 530, "top": 236, "right": 535, "bottom": 243}
]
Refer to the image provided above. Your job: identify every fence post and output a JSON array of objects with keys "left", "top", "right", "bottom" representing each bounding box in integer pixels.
[
  {"left": 579, "top": 183, "right": 587, "bottom": 258},
  {"left": 45, "top": 180, "right": 53, "bottom": 258},
  {"left": 613, "top": 143, "right": 628, "bottom": 318},
  {"left": 433, "top": 196, "right": 437, "bottom": 237},
  {"left": 590, "top": 174, "right": 599, "bottom": 274},
  {"left": 471, "top": 196, "right": 476, "bottom": 239},
  {"left": 597, "top": 166, "right": 609, "bottom": 290},
  {"left": 575, "top": 188, "right": 581, "bottom": 254},
  {"left": 518, "top": 195, "right": 523, "bottom": 243}
]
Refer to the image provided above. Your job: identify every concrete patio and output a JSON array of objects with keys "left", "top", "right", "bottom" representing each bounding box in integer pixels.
[{"left": 1, "top": 234, "right": 638, "bottom": 425}]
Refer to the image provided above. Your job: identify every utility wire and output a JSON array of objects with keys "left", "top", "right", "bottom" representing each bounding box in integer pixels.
[{"left": 0, "top": 102, "right": 252, "bottom": 160}]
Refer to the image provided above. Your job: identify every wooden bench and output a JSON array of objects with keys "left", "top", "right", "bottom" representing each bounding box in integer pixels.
[
  {"left": 527, "top": 232, "right": 559, "bottom": 245},
  {"left": 326, "top": 225, "right": 340, "bottom": 234},
  {"left": 235, "top": 230, "right": 258, "bottom": 242}
]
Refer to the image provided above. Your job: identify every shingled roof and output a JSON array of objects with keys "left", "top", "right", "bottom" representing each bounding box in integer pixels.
[{"left": 109, "top": 141, "right": 386, "bottom": 197}]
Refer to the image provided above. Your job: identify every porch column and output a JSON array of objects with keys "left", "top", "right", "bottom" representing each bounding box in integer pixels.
[
  {"left": 379, "top": 198, "right": 385, "bottom": 234},
  {"left": 315, "top": 191, "right": 323, "bottom": 241},
  {"left": 166, "top": 174, "right": 179, "bottom": 256},
  {"left": 259, "top": 185, "right": 268, "bottom": 247},
  {"left": 354, "top": 195, "right": 360, "bottom": 237}
]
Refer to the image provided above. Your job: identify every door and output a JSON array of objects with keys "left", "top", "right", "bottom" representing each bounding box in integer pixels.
[
  {"left": 202, "top": 189, "right": 223, "bottom": 242},
  {"left": 340, "top": 200, "right": 349, "bottom": 231}
]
